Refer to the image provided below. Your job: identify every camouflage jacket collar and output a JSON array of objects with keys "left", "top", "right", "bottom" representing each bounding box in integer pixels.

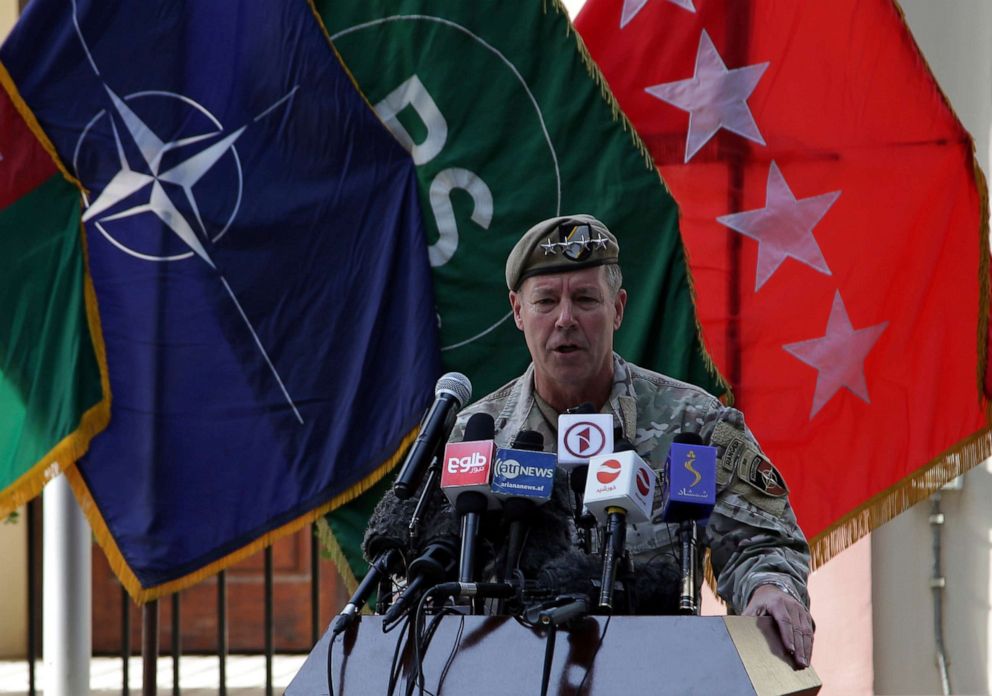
[{"left": 495, "top": 353, "right": 638, "bottom": 446}]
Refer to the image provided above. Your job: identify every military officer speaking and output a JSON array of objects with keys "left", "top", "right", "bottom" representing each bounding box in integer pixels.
[{"left": 449, "top": 213, "right": 813, "bottom": 668}]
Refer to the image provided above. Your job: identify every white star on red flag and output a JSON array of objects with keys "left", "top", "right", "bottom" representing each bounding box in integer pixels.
[
  {"left": 716, "top": 162, "right": 841, "bottom": 290},
  {"left": 783, "top": 291, "right": 888, "bottom": 419},
  {"left": 620, "top": 0, "right": 695, "bottom": 29},
  {"left": 645, "top": 30, "right": 768, "bottom": 162}
]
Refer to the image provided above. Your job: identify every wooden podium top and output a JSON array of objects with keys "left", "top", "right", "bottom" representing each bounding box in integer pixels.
[{"left": 288, "top": 614, "right": 821, "bottom": 695}]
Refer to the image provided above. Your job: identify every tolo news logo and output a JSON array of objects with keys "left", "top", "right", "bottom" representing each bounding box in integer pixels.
[
  {"left": 440, "top": 440, "right": 496, "bottom": 489},
  {"left": 446, "top": 450, "right": 488, "bottom": 474}
]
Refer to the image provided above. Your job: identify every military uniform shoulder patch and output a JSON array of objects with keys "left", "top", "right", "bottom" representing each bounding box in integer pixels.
[
  {"left": 710, "top": 421, "right": 788, "bottom": 516},
  {"left": 738, "top": 452, "right": 788, "bottom": 497}
]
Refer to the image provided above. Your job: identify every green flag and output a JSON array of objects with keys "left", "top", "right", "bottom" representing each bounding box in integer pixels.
[
  {"left": 317, "top": 0, "right": 724, "bottom": 586},
  {"left": 0, "top": 67, "right": 106, "bottom": 517}
]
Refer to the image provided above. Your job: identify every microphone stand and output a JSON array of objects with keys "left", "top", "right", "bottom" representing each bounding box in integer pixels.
[
  {"left": 330, "top": 547, "right": 401, "bottom": 637},
  {"left": 407, "top": 441, "right": 445, "bottom": 545}
]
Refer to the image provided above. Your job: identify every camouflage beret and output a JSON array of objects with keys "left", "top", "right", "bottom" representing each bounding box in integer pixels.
[{"left": 505, "top": 214, "right": 620, "bottom": 291}]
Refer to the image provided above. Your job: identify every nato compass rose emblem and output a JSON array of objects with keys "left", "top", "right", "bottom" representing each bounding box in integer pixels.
[{"left": 70, "top": 4, "right": 304, "bottom": 424}]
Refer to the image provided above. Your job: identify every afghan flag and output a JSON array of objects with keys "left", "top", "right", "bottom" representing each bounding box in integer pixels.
[
  {"left": 1, "top": 0, "right": 440, "bottom": 600},
  {"left": 575, "top": 0, "right": 992, "bottom": 563},
  {"left": 315, "top": 0, "right": 726, "bottom": 584},
  {"left": 0, "top": 68, "right": 106, "bottom": 516}
]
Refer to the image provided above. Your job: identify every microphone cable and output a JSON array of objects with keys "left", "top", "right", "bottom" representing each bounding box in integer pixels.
[
  {"left": 436, "top": 613, "right": 466, "bottom": 695},
  {"left": 325, "top": 630, "right": 342, "bottom": 696}
]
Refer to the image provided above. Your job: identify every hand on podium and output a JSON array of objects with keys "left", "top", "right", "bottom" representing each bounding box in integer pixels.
[{"left": 743, "top": 584, "right": 813, "bottom": 670}]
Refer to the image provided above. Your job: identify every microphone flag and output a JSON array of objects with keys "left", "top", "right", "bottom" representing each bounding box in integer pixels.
[
  {"left": 490, "top": 448, "right": 556, "bottom": 502},
  {"left": 660, "top": 441, "right": 717, "bottom": 522},
  {"left": 556, "top": 413, "right": 614, "bottom": 469},
  {"left": 583, "top": 450, "right": 656, "bottom": 524}
]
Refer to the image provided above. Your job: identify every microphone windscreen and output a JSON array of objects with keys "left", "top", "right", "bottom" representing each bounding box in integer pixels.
[
  {"left": 566, "top": 402, "right": 597, "bottom": 415},
  {"left": 511, "top": 429, "right": 544, "bottom": 451},
  {"left": 673, "top": 431, "right": 704, "bottom": 445},
  {"left": 537, "top": 549, "right": 600, "bottom": 595},
  {"left": 614, "top": 437, "right": 635, "bottom": 452},
  {"left": 463, "top": 412, "right": 495, "bottom": 441}
]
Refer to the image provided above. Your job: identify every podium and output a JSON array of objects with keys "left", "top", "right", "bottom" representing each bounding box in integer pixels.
[{"left": 287, "top": 615, "right": 821, "bottom": 695}]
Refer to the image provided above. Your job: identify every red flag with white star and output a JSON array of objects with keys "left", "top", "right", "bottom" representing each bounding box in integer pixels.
[{"left": 575, "top": 0, "right": 992, "bottom": 564}]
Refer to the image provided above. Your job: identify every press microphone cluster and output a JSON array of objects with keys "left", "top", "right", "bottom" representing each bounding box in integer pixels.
[{"left": 439, "top": 415, "right": 558, "bottom": 587}]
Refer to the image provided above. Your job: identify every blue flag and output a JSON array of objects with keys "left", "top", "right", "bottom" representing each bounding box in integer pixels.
[{"left": 1, "top": 0, "right": 439, "bottom": 598}]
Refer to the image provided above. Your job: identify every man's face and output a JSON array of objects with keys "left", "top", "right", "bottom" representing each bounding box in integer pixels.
[{"left": 510, "top": 266, "right": 626, "bottom": 396}]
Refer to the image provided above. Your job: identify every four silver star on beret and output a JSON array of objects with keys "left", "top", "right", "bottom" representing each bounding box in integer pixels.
[{"left": 539, "top": 232, "right": 610, "bottom": 255}]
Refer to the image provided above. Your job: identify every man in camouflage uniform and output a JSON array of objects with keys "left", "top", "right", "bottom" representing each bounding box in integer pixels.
[{"left": 448, "top": 213, "right": 813, "bottom": 668}]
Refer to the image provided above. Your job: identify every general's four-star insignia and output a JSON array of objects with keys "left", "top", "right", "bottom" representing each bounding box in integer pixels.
[{"left": 538, "top": 232, "right": 610, "bottom": 256}]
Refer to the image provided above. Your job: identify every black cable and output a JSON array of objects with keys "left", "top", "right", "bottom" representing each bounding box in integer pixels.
[
  {"left": 412, "top": 604, "right": 458, "bottom": 696},
  {"left": 436, "top": 614, "right": 465, "bottom": 695},
  {"left": 575, "top": 615, "right": 611, "bottom": 694},
  {"left": 387, "top": 615, "right": 412, "bottom": 696},
  {"left": 324, "top": 629, "right": 340, "bottom": 696},
  {"left": 409, "top": 587, "right": 436, "bottom": 696}
]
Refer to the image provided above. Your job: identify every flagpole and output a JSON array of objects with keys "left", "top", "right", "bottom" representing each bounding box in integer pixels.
[{"left": 43, "top": 474, "right": 91, "bottom": 696}]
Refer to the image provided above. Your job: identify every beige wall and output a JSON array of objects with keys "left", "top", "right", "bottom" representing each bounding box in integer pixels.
[
  {"left": 0, "top": 1, "right": 18, "bottom": 43},
  {"left": 0, "top": 508, "right": 28, "bottom": 658},
  {"left": 873, "top": 1, "right": 992, "bottom": 694}
]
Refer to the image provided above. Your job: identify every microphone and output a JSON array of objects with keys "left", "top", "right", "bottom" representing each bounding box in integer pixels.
[
  {"left": 381, "top": 539, "right": 457, "bottom": 625},
  {"left": 440, "top": 413, "right": 498, "bottom": 585},
  {"left": 584, "top": 441, "right": 656, "bottom": 611},
  {"left": 557, "top": 403, "right": 611, "bottom": 553},
  {"left": 393, "top": 372, "right": 472, "bottom": 500},
  {"left": 330, "top": 547, "right": 403, "bottom": 636},
  {"left": 556, "top": 403, "right": 613, "bottom": 472},
  {"left": 490, "top": 430, "right": 555, "bottom": 588},
  {"left": 661, "top": 432, "right": 717, "bottom": 614}
]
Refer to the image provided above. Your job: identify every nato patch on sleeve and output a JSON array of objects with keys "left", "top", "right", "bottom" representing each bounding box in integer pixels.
[{"left": 711, "top": 421, "right": 788, "bottom": 516}]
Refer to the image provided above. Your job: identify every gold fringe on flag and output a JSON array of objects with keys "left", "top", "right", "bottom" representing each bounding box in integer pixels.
[
  {"left": 315, "top": 517, "right": 360, "bottom": 597},
  {"left": 69, "top": 424, "right": 418, "bottom": 604},
  {"left": 809, "top": 425, "right": 992, "bottom": 570}
]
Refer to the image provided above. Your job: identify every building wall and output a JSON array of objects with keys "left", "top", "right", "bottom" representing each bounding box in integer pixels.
[
  {"left": 0, "top": 509, "right": 28, "bottom": 658},
  {"left": 872, "top": 2, "right": 992, "bottom": 694}
]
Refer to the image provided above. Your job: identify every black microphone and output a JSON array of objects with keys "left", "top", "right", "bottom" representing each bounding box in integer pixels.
[
  {"left": 560, "top": 402, "right": 598, "bottom": 552},
  {"left": 661, "top": 432, "right": 716, "bottom": 615},
  {"left": 393, "top": 372, "right": 472, "bottom": 500},
  {"left": 330, "top": 547, "right": 403, "bottom": 636},
  {"left": 381, "top": 539, "right": 457, "bottom": 624},
  {"left": 496, "top": 430, "right": 550, "bottom": 582},
  {"left": 439, "top": 413, "right": 497, "bottom": 586}
]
